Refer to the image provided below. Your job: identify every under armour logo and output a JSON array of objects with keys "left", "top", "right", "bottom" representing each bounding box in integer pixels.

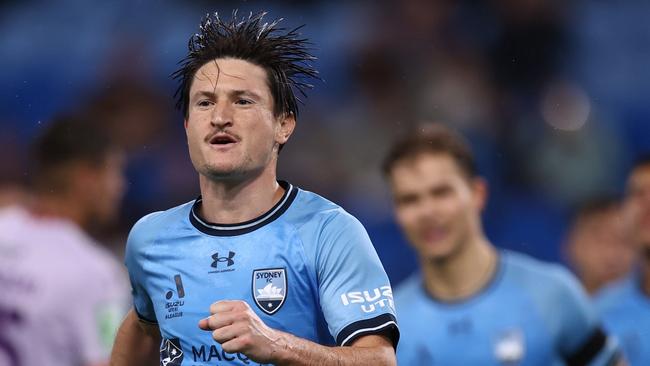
[{"left": 211, "top": 251, "right": 236, "bottom": 268}]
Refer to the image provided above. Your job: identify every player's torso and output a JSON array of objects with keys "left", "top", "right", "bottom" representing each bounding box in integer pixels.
[
  {"left": 396, "top": 266, "right": 566, "bottom": 366},
  {"left": 0, "top": 208, "right": 115, "bottom": 366},
  {"left": 144, "top": 224, "right": 326, "bottom": 365},
  {"left": 399, "top": 293, "right": 559, "bottom": 365}
]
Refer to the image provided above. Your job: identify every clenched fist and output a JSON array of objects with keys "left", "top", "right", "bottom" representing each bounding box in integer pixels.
[{"left": 198, "top": 300, "right": 288, "bottom": 364}]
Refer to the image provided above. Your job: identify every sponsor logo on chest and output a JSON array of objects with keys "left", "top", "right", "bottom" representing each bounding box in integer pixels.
[
  {"left": 164, "top": 274, "right": 186, "bottom": 320},
  {"left": 209, "top": 251, "right": 236, "bottom": 274}
]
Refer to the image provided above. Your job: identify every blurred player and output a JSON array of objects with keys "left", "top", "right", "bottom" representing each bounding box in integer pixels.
[
  {"left": 383, "top": 124, "right": 623, "bottom": 365},
  {"left": 110, "top": 11, "right": 398, "bottom": 366},
  {"left": 0, "top": 115, "right": 130, "bottom": 366},
  {"left": 565, "top": 197, "right": 635, "bottom": 294},
  {"left": 0, "top": 184, "right": 30, "bottom": 208},
  {"left": 595, "top": 156, "right": 650, "bottom": 365}
]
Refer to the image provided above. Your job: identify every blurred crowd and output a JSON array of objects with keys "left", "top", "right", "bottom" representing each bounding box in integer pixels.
[
  {"left": 1, "top": 0, "right": 649, "bottom": 310},
  {"left": 2, "top": 0, "right": 650, "bottom": 284},
  {"left": 1, "top": 0, "right": 650, "bottom": 364}
]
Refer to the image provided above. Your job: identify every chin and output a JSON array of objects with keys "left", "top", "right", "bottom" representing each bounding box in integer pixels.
[
  {"left": 420, "top": 244, "right": 457, "bottom": 263},
  {"left": 199, "top": 161, "right": 245, "bottom": 177}
]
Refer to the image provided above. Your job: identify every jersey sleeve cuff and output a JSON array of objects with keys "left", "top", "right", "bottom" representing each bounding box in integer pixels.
[
  {"left": 565, "top": 327, "right": 608, "bottom": 366},
  {"left": 134, "top": 307, "right": 158, "bottom": 325},
  {"left": 335, "top": 313, "right": 399, "bottom": 349}
]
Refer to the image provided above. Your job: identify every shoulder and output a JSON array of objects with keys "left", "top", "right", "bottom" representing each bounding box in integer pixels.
[
  {"left": 394, "top": 274, "right": 425, "bottom": 311},
  {"left": 0, "top": 205, "right": 27, "bottom": 225},
  {"left": 288, "top": 187, "right": 366, "bottom": 238},
  {"left": 393, "top": 272, "right": 426, "bottom": 318},
  {"left": 126, "top": 200, "right": 194, "bottom": 262},
  {"left": 503, "top": 250, "right": 581, "bottom": 294},
  {"left": 501, "top": 250, "right": 590, "bottom": 318},
  {"left": 594, "top": 276, "right": 636, "bottom": 313},
  {"left": 128, "top": 200, "right": 194, "bottom": 242}
]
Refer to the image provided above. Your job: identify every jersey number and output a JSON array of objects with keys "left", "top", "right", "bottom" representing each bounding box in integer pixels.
[{"left": 0, "top": 306, "right": 23, "bottom": 366}]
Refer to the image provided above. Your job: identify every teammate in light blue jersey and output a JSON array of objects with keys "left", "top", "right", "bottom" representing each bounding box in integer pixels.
[
  {"left": 110, "top": 11, "right": 398, "bottom": 366},
  {"left": 595, "top": 156, "right": 650, "bottom": 365},
  {"left": 381, "top": 124, "right": 623, "bottom": 366},
  {"left": 596, "top": 276, "right": 650, "bottom": 366}
]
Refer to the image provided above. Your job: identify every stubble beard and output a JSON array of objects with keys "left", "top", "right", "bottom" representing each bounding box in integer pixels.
[
  {"left": 198, "top": 151, "right": 273, "bottom": 183},
  {"left": 427, "top": 225, "right": 471, "bottom": 267}
]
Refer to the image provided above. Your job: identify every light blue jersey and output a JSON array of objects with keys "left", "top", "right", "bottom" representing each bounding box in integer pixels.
[
  {"left": 395, "top": 251, "right": 621, "bottom": 366},
  {"left": 125, "top": 181, "right": 399, "bottom": 365},
  {"left": 595, "top": 274, "right": 650, "bottom": 366}
]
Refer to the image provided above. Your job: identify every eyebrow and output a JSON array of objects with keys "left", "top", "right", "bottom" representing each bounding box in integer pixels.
[
  {"left": 233, "top": 90, "right": 262, "bottom": 100},
  {"left": 191, "top": 89, "right": 263, "bottom": 101}
]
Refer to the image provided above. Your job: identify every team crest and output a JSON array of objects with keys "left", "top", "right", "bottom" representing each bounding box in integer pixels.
[
  {"left": 494, "top": 329, "right": 525, "bottom": 364},
  {"left": 252, "top": 268, "right": 287, "bottom": 315}
]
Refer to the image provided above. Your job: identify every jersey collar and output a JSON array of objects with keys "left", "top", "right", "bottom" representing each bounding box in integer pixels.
[
  {"left": 189, "top": 180, "right": 297, "bottom": 237},
  {"left": 420, "top": 250, "right": 505, "bottom": 306}
]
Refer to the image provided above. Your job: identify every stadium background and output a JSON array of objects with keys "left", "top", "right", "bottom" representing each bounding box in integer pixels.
[{"left": 1, "top": 0, "right": 649, "bottom": 285}]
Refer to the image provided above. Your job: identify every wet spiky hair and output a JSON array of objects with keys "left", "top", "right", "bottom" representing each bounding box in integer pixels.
[{"left": 172, "top": 11, "right": 319, "bottom": 119}]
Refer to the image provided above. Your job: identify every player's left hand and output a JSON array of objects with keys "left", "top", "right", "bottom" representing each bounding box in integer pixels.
[{"left": 198, "top": 300, "right": 286, "bottom": 363}]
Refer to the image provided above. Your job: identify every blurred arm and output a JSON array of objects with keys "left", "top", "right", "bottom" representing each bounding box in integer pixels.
[{"left": 110, "top": 309, "right": 160, "bottom": 366}]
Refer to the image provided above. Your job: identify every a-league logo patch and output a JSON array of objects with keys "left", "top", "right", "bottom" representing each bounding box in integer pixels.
[
  {"left": 252, "top": 268, "right": 287, "bottom": 315},
  {"left": 160, "top": 337, "right": 183, "bottom": 366}
]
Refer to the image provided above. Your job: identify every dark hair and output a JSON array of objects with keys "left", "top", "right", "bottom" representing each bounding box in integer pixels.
[
  {"left": 630, "top": 154, "right": 650, "bottom": 175},
  {"left": 31, "top": 115, "right": 115, "bottom": 189},
  {"left": 571, "top": 195, "right": 620, "bottom": 225},
  {"left": 172, "top": 11, "right": 319, "bottom": 119},
  {"left": 382, "top": 123, "right": 477, "bottom": 179}
]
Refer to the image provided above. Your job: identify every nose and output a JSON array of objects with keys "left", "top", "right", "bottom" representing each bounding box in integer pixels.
[
  {"left": 211, "top": 101, "right": 233, "bottom": 129},
  {"left": 420, "top": 196, "right": 443, "bottom": 219}
]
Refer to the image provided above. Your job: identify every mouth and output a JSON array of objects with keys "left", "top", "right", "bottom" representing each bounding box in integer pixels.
[
  {"left": 207, "top": 132, "right": 239, "bottom": 147},
  {"left": 419, "top": 226, "right": 448, "bottom": 243}
]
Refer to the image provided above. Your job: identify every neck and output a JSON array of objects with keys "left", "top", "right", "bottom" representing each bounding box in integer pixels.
[
  {"left": 30, "top": 192, "right": 87, "bottom": 229},
  {"left": 421, "top": 233, "right": 497, "bottom": 302},
  {"left": 198, "top": 162, "right": 283, "bottom": 224},
  {"left": 580, "top": 277, "right": 601, "bottom": 296}
]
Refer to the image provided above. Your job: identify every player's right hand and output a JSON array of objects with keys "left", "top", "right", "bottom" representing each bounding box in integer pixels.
[{"left": 199, "top": 300, "right": 289, "bottom": 364}]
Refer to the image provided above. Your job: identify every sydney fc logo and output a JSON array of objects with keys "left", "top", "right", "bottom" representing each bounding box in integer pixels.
[
  {"left": 494, "top": 329, "right": 525, "bottom": 364},
  {"left": 160, "top": 337, "right": 183, "bottom": 366},
  {"left": 252, "top": 268, "right": 287, "bottom": 315}
]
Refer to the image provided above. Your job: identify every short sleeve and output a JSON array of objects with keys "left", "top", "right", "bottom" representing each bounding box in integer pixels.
[
  {"left": 314, "top": 212, "right": 399, "bottom": 348},
  {"left": 552, "top": 267, "right": 623, "bottom": 366},
  {"left": 124, "top": 213, "right": 159, "bottom": 323}
]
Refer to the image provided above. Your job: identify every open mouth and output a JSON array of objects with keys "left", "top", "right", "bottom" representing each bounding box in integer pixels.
[
  {"left": 420, "top": 226, "right": 448, "bottom": 243},
  {"left": 208, "top": 133, "right": 238, "bottom": 146}
]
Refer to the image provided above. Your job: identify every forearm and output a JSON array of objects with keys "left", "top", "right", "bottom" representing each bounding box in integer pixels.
[
  {"left": 110, "top": 309, "right": 160, "bottom": 366},
  {"left": 271, "top": 333, "right": 396, "bottom": 366}
]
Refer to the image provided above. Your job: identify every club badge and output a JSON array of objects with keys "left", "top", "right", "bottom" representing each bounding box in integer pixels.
[{"left": 252, "top": 268, "right": 287, "bottom": 315}]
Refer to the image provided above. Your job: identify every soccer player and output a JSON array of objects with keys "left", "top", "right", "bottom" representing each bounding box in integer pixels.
[
  {"left": 110, "top": 12, "right": 398, "bottom": 366},
  {"left": 595, "top": 156, "right": 650, "bottom": 365},
  {"left": 565, "top": 197, "right": 635, "bottom": 294},
  {"left": 383, "top": 124, "right": 623, "bottom": 365},
  {"left": 0, "top": 115, "right": 130, "bottom": 366}
]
